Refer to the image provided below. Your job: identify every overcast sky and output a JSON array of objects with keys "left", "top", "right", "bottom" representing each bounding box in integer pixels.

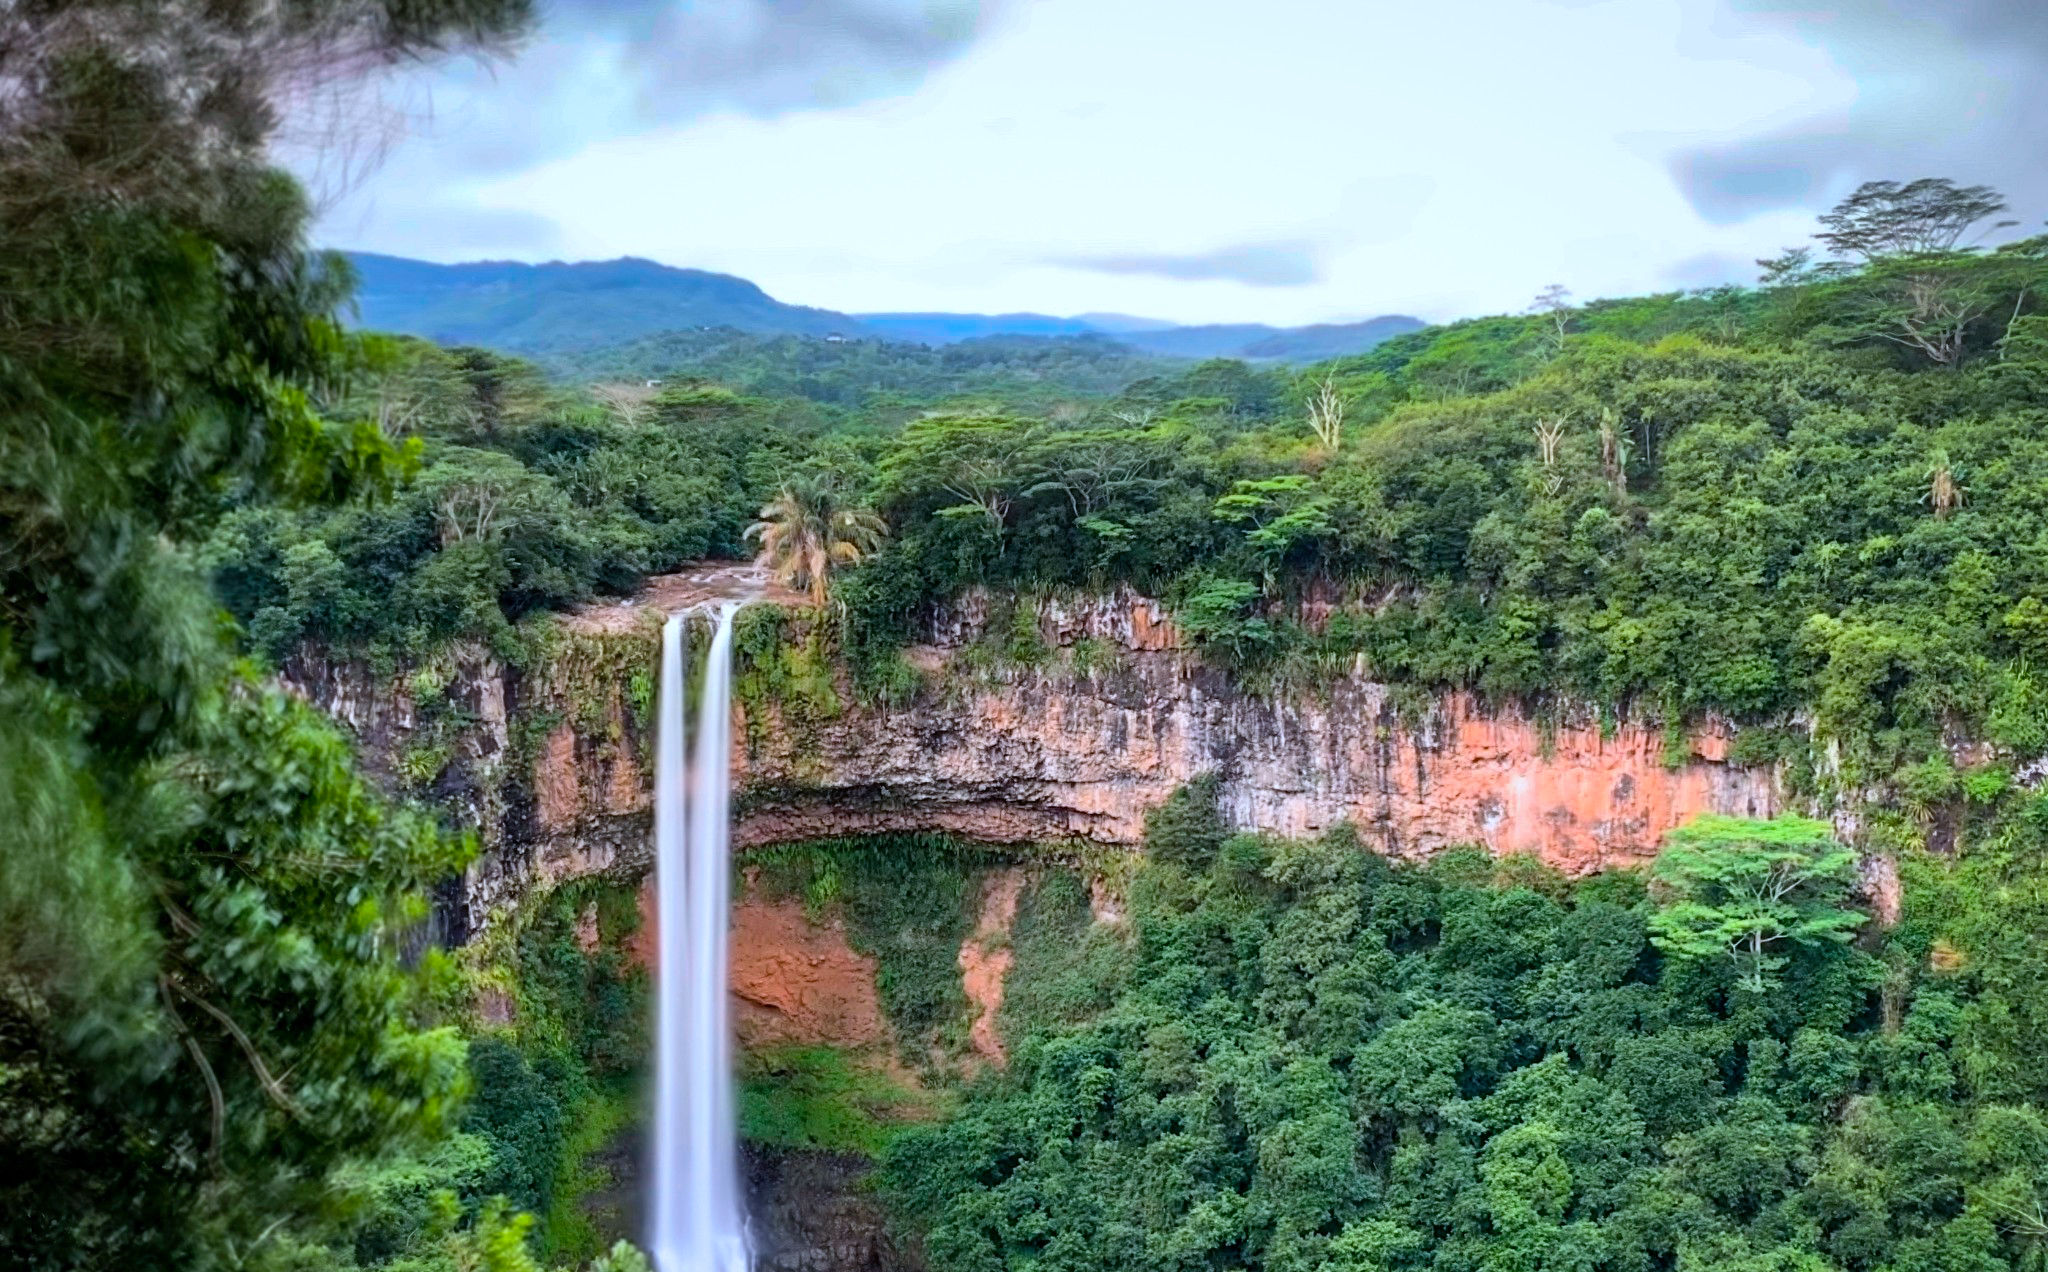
[{"left": 303, "top": 0, "right": 2047, "bottom": 325}]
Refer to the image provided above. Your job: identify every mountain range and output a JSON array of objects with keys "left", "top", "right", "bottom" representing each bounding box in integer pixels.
[{"left": 343, "top": 252, "right": 1424, "bottom": 365}]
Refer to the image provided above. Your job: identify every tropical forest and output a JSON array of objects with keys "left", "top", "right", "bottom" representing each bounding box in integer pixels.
[{"left": 7, "top": 4, "right": 2048, "bottom": 1272}]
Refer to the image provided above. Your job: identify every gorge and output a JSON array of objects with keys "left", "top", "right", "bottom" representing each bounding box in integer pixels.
[
  {"left": 279, "top": 566, "right": 1935, "bottom": 1271},
  {"left": 21, "top": 6, "right": 2048, "bottom": 1270}
]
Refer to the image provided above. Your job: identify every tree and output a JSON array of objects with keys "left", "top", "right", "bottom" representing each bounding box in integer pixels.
[
  {"left": 1530, "top": 284, "right": 1574, "bottom": 354},
  {"left": 1170, "top": 574, "right": 1274, "bottom": 660},
  {"left": 1596, "top": 407, "right": 1632, "bottom": 498},
  {"left": 1815, "top": 179, "right": 2013, "bottom": 261},
  {"left": 0, "top": 0, "right": 532, "bottom": 1264},
  {"left": 338, "top": 336, "right": 482, "bottom": 439},
  {"left": 880, "top": 415, "right": 1039, "bottom": 538},
  {"left": 1533, "top": 418, "right": 1567, "bottom": 496},
  {"left": 1807, "top": 180, "right": 2027, "bottom": 368},
  {"left": 417, "top": 449, "right": 556, "bottom": 546},
  {"left": 1305, "top": 372, "right": 1347, "bottom": 450},
  {"left": 1648, "top": 815, "right": 1864, "bottom": 992},
  {"left": 448, "top": 346, "right": 555, "bottom": 438},
  {"left": 1213, "top": 475, "right": 1333, "bottom": 584},
  {"left": 1022, "top": 426, "right": 1168, "bottom": 519},
  {"left": 590, "top": 380, "right": 660, "bottom": 428},
  {"left": 746, "top": 476, "right": 888, "bottom": 608},
  {"left": 1847, "top": 253, "right": 2008, "bottom": 368},
  {"left": 1758, "top": 246, "right": 1827, "bottom": 288}
]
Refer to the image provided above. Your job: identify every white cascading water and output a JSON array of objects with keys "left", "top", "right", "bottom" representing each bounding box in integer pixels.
[{"left": 650, "top": 605, "right": 750, "bottom": 1272}]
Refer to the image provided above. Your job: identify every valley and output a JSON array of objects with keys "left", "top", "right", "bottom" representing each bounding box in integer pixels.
[
  {"left": 11, "top": 8, "right": 2048, "bottom": 1269},
  {"left": 199, "top": 220, "right": 2048, "bottom": 1270}
]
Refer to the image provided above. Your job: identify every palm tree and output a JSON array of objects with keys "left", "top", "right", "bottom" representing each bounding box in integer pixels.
[{"left": 745, "top": 477, "right": 887, "bottom": 607}]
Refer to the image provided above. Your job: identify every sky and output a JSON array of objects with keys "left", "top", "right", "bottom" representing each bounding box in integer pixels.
[{"left": 302, "top": 0, "right": 2048, "bottom": 326}]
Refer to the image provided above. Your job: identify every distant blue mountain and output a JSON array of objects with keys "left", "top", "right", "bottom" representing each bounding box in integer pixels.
[
  {"left": 1072, "top": 312, "right": 1181, "bottom": 334},
  {"left": 1108, "top": 317, "right": 1428, "bottom": 361},
  {"left": 857, "top": 312, "right": 1101, "bottom": 344},
  {"left": 1239, "top": 318, "right": 1430, "bottom": 362},
  {"left": 1107, "top": 323, "right": 1283, "bottom": 359},
  {"left": 340, "top": 252, "right": 1424, "bottom": 364}
]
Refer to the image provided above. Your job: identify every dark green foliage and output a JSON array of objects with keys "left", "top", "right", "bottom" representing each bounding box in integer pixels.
[
  {"left": 999, "top": 872, "right": 1127, "bottom": 1045},
  {"left": 0, "top": 683, "right": 478, "bottom": 1268},
  {"left": 204, "top": 355, "right": 828, "bottom": 659},
  {"left": 881, "top": 790, "right": 2048, "bottom": 1272},
  {"left": 0, "top": 0, "right": 720, "bottom": 1265},
  {"left": 341, "top": 1132, "right": 503, "bottom": 1266},
  {"left": 840, "top": 287, "right": 2048, "bottom": 788},
  {"left": 467, "top": 879, "right": 647, "bottom": 1267},
  {"left": 340, "top": 878, "right": 646, "bottom": 1268},
  {"left": 738, "top": 1045, "right": 922, "bottom": 1158},
  {"left": 1143, "top": 774, "right": 1231, "bottom": 869},
  {"left": 1648, "top": 816, "right": 1864, "bottom": 992},
  {"left": 547, "top": 328, "right": 1182, "bottom": 414},
  {"left": 463, "top": 1039, "right": 569, "bottom": 1222},
  {"left": 511, "top": 881, "right": 648, "bottom": 1086}
]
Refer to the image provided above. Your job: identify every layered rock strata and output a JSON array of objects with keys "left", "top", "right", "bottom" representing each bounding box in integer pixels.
[
  {"left": 522, "top": 588, "right": 1777, "bottom": 905},
  {"left": 287, "top": 575, "right": 1784, "bottom": 923}
]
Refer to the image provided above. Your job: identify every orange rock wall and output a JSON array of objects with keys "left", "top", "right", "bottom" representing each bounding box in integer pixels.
[
  {"left": 632, "top": 872, "right": 1017, "bottom": 1065},
  {"left": 958, "top": 870, "right": 1026, "bottom": 1065},
  {"left": 729, "top": 897, "right": 889, "bottom": 1052},
  {"left": 524, "top": 589, "right": 1778, "bottom": 887}
]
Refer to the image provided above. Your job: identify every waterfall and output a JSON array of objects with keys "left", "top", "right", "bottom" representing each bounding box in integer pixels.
[{"left": 650, "top": 605, "right": 750, "bottom": 1272}]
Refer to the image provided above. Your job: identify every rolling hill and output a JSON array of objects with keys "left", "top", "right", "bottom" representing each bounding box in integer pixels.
[
  {"left": 340, "top": 252, "right": 1424, "bottom": 364},
  {"left": 344, "top": 253, "right": 855, "bottom": 352}
]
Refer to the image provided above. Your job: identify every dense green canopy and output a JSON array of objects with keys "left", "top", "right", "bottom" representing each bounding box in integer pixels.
[{"left": 880, "top": 790, "right": 2048, "bottom": 1272}]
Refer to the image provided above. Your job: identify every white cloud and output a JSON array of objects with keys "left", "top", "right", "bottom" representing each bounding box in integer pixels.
[{"left": 313, "top": 0, "right": 1971, "bottom": 324}]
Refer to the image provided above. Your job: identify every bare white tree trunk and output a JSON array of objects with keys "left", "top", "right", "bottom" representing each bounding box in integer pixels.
[{"left": 1307, "top": 374, "right": 1346, "bottom": 450}]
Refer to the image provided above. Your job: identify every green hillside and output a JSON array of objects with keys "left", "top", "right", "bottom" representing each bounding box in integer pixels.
[{"left": 346, "top": 252, "right": 858, "bottom": 351}]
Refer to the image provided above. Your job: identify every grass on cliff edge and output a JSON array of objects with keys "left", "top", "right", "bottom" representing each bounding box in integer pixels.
[{"left": 739, "top": 1045, "right": 930, "bottom": 1158}]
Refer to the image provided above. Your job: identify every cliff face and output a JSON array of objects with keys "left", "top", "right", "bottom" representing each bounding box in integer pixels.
[
  {"left": 528, "top": 587, "right": 1777, "bottom": 898},
  {"left": 724, "top": 664, "right": 1772, "bottom": 869},
  {"left": 288, "top": 575, "right": 1783, "bottom": 924}
]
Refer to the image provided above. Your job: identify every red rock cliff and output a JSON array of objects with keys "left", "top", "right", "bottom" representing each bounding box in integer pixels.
[{"left": 497, "top": 584, "right": 1779, "bottom": 919}]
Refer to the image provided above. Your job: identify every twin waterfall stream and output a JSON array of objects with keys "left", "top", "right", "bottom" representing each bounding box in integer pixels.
[{"left": 650, "top": 605, "right": 750, "bottom": 1272}]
